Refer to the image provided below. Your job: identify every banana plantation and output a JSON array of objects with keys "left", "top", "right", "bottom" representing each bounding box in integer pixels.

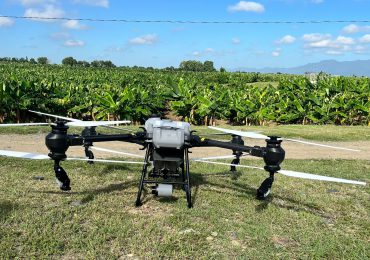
[{"left": 0, "top": 63, "right": 369, "bottom": 125}]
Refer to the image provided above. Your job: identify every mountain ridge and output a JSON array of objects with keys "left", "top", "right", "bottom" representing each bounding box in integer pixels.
[{"left": 234, "top": 59, "right": 370, "bottom": 76}]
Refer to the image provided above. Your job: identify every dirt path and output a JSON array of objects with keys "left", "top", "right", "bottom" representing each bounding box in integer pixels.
[{"left": 1, "top": 134, "right": 369, "bottom": 160}]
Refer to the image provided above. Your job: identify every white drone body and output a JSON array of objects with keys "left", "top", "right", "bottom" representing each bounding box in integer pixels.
[{"left": 144, "top": 117, "right": 191, "bottom": 149}]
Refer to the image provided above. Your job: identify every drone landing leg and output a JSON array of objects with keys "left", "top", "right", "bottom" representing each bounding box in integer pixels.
[
  {"left": 135, "top": 147, "right": 151, "bottom": 207},
  {"left": 184, "top": 148, "right": 192, "bottom": 208},
  {"left": 230, "top": 155, "right": 241, "bottom": 180},
  {"left": 84, "top": 145, "right": 94, "bottom": 165},
  {"left": 54, "top": 160, "right": 71, "bottom": 191},
  {"left": 256, "top": 136, "right": 284, "bottom": 200},
  {"left": 230, "top": 157, "right": 240, "bottom": 172},
  {"left": 230, "top": 135, "right": 244, "bottom": 177},
  {"left": 82, "top": 127, "right": 96, "bottom": 165},
  {"left": 256, "top": 172, "right": 274, "bottom": 200}
]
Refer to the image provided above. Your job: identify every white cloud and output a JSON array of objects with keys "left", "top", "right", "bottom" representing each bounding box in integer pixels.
[
  {"left": 228, "top": 1, "right": 264, "bottom": 13},
  {"left": 354, "top": 45, "right": 368, "bottom": 54},
  {"left": 341, "top": 45, "right": 352, "bottom": 51},
  {"left": 302, "top": 30, "right": 370, "bottom": 56},
  {"left": 192, "top": 51, "right": 201, "bottom": 57},
  {"left": 24, "top": 5, "right": 65, "bottom": 21},
  {"left": 272, "top": 48, "right": 281, "bottom": 57},
  {"left": 307, "top": 39, "right": 335, "bottom": 48},
  {"left": 342, "top": 24, "right": 370, "bottom": 34},
  {"left": 129, "top": 34, "right": 158, "bottom": 45},
  {"left": 335, "top": 36, "right": 355, "bottom": 45},
  {"left": 0, "top": 17, "right": 15, "bottom": 27},
  {"left": 20, "top": 0, "right": 42, "bottom": 5},
  {"left": 359, "top": 34, "right": 370, "bottom": 43},
  {"left": 276, "top": 35, "right": 296, "bottom": 44},
  {"left": 342, "top": 24, "right": 360, "bottom": 34},
  {"left": 326, "top": 50, "right": 342, "bottom": 55},
  {"left": 205, "top": 48, "right": 215, "bottom": 53},
  {"left": 272, "top": 51, "right": 280, "bottom": 57},
  {"left": 303, "top": 33, "right": 361, "bottom": 56},
  {"left": 16, "top": 0, "right": 56, "bottom": 6},
  {"left": 302, "top": 33, "right": 331, "bottom": 42},
  {"left": 73, "top": 0, "right": 109, "bottom": 8},
  {"left": 232, "top": 38, "right": 241, "bottom": 44},
  {"left": 64, "top": 40, "right": 85, "bottom": 47},
  {"left": 62, "top": 20, "right": 88, "bottom": 30}
]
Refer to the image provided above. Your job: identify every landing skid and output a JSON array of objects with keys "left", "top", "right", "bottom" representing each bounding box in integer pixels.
[{"left": 135, "top": 146, "right": 192, "bottom": 208}]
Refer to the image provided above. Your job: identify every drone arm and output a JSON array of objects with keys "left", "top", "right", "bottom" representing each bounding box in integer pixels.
[
  {"left": 190, "top": 135, "right": 266, "bottom": 158},
  {"left": 205, "top": 139, "right": 256, "bottom": 153},
  {"left": 66, "top": 133, "right": 145, "bottom": 146},
  {"left": 190, "top": 135, "right": 285, "bottom": 200},
  {"left": 83, "top": 134, "right": 137, "bottom": 143}
]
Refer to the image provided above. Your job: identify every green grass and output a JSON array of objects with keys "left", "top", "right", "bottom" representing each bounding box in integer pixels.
[
  {"left": 0, "top": 124, "right": 369, "bottom": 141},
  {"left": 0, "top": 158, "right": 369, "bottom": 259}
]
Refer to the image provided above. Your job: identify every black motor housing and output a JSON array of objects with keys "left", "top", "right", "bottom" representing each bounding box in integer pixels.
[
  {"left": 263, "top": 136, "right": 285, "bottom": 173},
  {"left": 45, "top": 121, "right": 69, "bottom": 161}
]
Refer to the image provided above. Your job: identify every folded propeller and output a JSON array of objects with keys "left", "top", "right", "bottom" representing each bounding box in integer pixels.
[{"left": 208, "top": 126, "right": 361, "bottom": 152}]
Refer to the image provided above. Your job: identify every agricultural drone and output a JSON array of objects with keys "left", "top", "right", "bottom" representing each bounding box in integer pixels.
[{"left": 0, "top": 110, "right": 366, "bottom": 208}]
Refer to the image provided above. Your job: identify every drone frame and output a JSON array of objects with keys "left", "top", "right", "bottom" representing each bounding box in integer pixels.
[
  {"left": 0, "top": 112, "right": 365, "bottom": 208},
  {"left": 42, "top": 120, "right": 288, "bottom": 208}
]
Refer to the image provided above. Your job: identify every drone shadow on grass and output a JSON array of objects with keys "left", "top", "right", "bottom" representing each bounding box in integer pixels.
[
  {"left": 36, "top": 168, "right": 323, "bottom": 216},
  {"left": 0, "top": 201, "right": 18, "bottom": 221},
  {"left": 230, "top": 181, "right": 324, "bottom": 214},
  {"left": 191, "top": 170, "right": 256, "bottom": 199},
  {"left": 38, "top": 180, "right": 138, "bottom": 204},
  {"left": 97, "top": 164, "right": 140, "bottom": 175},
  {"left": 190, "top": 171, "right": 325, "bottom": 217},
  {"left": 80, "top": 180, "right": 138, "bottom": 204}
]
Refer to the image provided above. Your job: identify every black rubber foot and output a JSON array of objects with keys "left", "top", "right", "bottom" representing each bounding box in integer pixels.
[
  {"left": 55, "top": 166, "right": 71, "bottom": 191},
  {"left": 256, "top": 177, "right": 273, "bottom": 200},
  {"left": 85, "top": 149, "right": 94, "bottom": 164},
  {"left": 256, "top": 188, "right": 270, "bottom": 200},
  {"left": 60, "top": 185, "right": 71, "bottom": 191},
  {"left": 182, "top": 184, "right": 192, "bottom": 208}
]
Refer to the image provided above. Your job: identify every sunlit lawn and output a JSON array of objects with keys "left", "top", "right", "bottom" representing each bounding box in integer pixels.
[{"left": 0, "top": 157, "right": 369, "bottom": 259}]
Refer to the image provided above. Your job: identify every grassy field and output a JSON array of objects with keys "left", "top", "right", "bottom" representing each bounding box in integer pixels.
[
  {"left": 0, "top": 124, "right": 369, "bottom": 141},
  {"left": 0, "top": 157, "right": 369, "bottom": 259}
]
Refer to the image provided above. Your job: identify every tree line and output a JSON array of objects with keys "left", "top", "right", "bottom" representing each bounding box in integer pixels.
[
  {"left": 0, "top": 56, "right": 220, "bottom": 72},
  {"left": 0, "top": 56, "right": 49, "bottom": 65}
]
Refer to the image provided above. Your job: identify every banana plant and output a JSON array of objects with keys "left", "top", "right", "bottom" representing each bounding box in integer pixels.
[
  {"left": 170, "top": 78, "right": 199, "bottom": 123},
  {"left": 0, "top": 62, "right": 368, "bottom": 126}
]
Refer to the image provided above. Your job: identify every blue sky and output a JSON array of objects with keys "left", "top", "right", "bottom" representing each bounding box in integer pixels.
[{"left": 1, "top": 0, "right": 370, "bottom": 69}]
